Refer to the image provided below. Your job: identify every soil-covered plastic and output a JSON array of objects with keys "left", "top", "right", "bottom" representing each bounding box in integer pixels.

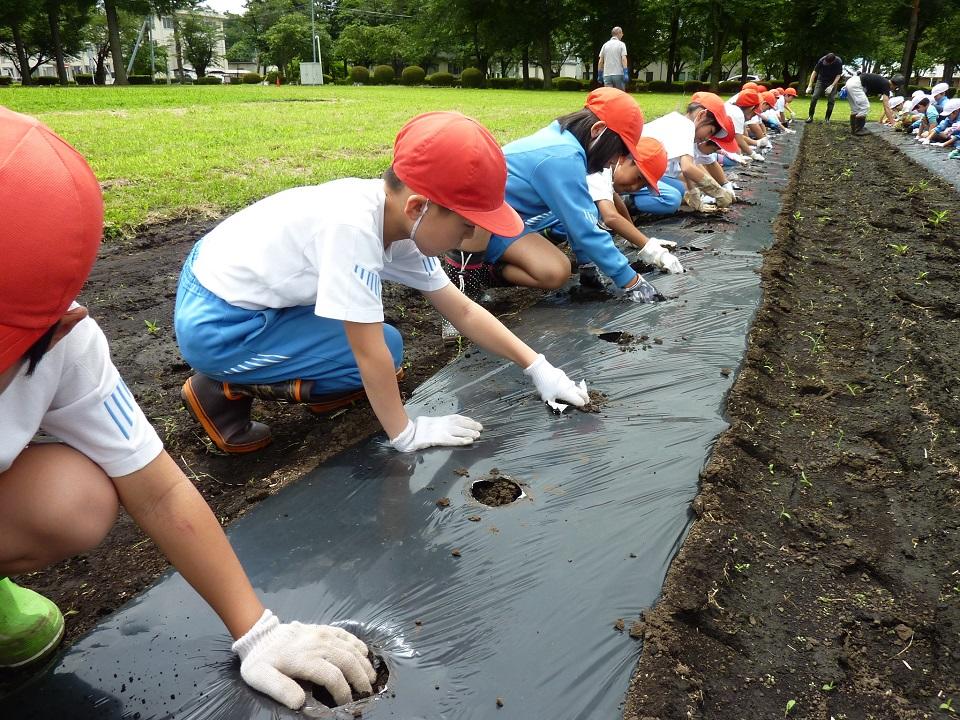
[{"left": 7, "top": 134, "right": 800, "bottom": 719}]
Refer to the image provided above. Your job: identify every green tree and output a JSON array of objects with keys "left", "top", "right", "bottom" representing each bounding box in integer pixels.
[
  {"left": 264, "top": 12, "right": 311, "bottom": 78},
  {"left": 180, "top": 12, "right": 221, "bottom": 76}
]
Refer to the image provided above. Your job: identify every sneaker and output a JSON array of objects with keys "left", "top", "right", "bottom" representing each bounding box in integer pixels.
[
  {"left": 805, "top": 117, "right": 814, "bottom": 124},
  {"left": 541, "top": 226, "right": 568, "bottom": 246},
  {"left": 0, "top": 577, "right": 65, "bottom": 668},
  {"left": 442, "top": 251, "right": 498, "bottom": 303},
  {"left": 949, "top": 149, "right": 960, "bottom": 159}
]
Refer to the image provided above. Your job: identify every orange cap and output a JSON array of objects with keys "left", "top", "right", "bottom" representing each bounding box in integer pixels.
[
  {"left": 585, "top": 87, "right": 645, "bottom": 165},
  {"left": 756, "top": 84, "right": 768, "bottom": 92},
  {"left": 393, "top": 111, "right": 522, "bottom": 237},
  {"left": 761, "top": 91, "right": 777, "bottom": 107},
  {"left": 0, "top": 107, "right": 103, "bottom": 375},
  {"left": 742, "top": 82, "right": 759, "bottom": 91},
  {"left": 735, "top": 89, "right": 761, "bottom": 108},
  {"left": 772, "top": 88, "right": 784, "bottom": 96},
  {"left": 785, "top": 87, "right": 798, "bottom": 97},
  {"left": 690, "top": 92, "right": 738, "bottom": 152},
  {"left": 632, "top": 137, "right": 666, "bottom": 195}
]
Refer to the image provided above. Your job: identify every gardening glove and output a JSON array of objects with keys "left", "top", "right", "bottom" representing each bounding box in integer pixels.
[
  {"left": 805, "top": 85, "right": 813, "bottom": 95},
  {"left": 725, "top": 151, "right": 750, "bottom": 164},
  {"left": 232, "top": 609, "right": 376, "bottom": 710},
  {"left": 683, "top": 188, "right": 716, "bottom": 212},
  {"left": 596, "top": 70, "right": 603, "bottom": 83},
  {"left": 623, "top": 68, "right": 630, "bottom": 82},
  {"left": 721, "top": 181, "right": 737, "bottom": 202},
  {"left": 749, "top": 150, "right": 765, "bottom": 162},
  {"left": 696, "top": 175, "right": 734, "bottom": 208},
  {"left": 757, "top": 136, "right": 772, "bottom": 149},
  {"left": 624, "top": 273, "right": 658, "bottom": 303},
  {"left": 638, "top": 237, "right": 684, "bottom": 273},
  {"left": 390, "top": 415, "right": 483, "bottom": 452},
  {"left": 524, "top": 354, "right": 589, "bottom": 407}
]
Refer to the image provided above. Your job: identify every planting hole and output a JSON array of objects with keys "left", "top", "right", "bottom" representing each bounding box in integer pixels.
[
  {"left": 308, "top": 652, "right": 389, "bottom": 709},
  {"left": 470, "top": 470, "right": 523, "bottom": 506}
]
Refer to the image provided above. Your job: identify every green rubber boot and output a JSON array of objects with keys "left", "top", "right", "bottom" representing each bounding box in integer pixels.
[{"left": 0, "top": 577, "right": 65, "bottom": 668}]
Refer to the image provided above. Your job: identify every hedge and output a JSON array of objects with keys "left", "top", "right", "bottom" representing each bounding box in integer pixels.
[
  {"left": 242, "top": 72, "right": 262, "bottom": 84},
  {"left": 647, "top": 80, "right": 682, "bottom": 92},
  {"left": 196, "top": 76, "right": 222, "bottom": 84},
  {"left": 718, "top": 80, "right": 741, "bottom": 93},
  {"left": 683, "top": 79, "right": 710, "bottom": 93},
  {"left": 34, "top": 76, "right": 60, "bottom": 86},
  {"left": 427, "top": 72, "right": 455, "bottom": 87},
  {"left": 74, "top": 74, "right": 94, "bottom": 85},
  {"left": 127, "top": 75, "right": 153, "bottom": 85},
  {"left": 373, "top": 65, "right": 394, "bottom": 84},
  {"left": 0, "top": 76, "right": 11, "bottom": 86},
  {"left": 488, "top": 77, "right": 517, "bottom": 89},
  {"left": 553, "top": 76, "right": 583, "bottom": 91},
  {"left": 348, "top": 66, "right": 370, "bottom": 84},
  {"left": 460, "top": 67, "right": 484, "bottom": 88},
  {"left": 401, "top": 66, "right": 425, "bottom": 85}
]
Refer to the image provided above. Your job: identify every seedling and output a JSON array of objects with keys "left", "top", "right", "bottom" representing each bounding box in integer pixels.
[
  {"left": 800, "top": 471, "right": 812, "bottom": 487},
  {"left": 734, "top": 562, "right": 751, "bottom": 573},
  {"left": 785, "top": 699, "right": 796, "bottom": 716},
  {"left": 928, "top": 209, "right": 950, "bottom": 227},
  {"left": 941, "top": 697, "right": 955, "bottom": 713},
  {"left": 144, "top": 319, "right": 160, "bottom": 335},
  {"left": 907, "top": 179, "right": 929, "bottom": 194},
  {"left": 836, "top": 429, "right": 845, "bottom": 449},
  {"left": 822, "top": 680, "right": 835, "bottom": 692},
  {"left": 835, "top": 167, "right": 853, "bottom": 181},
  {"left": 793, "top": 210, "right": 804, "bottom": 221},
  {"left": 816, "top": 215, "right": 832, "bottom": 224},
  {"left": 888, "top": 243, "right": 909, "bottom": 256},
  {"left": 779, "top": 506, "right": 792, "bottom": 522},
  {"left": 799, "top": 329, "right": 825, "bottom": 354},
  {"left": 846, "top": 383, "right": 861, "bottom": 397},
  {"left": 915, "top": 271, "right": 929, "bottom": 283}
]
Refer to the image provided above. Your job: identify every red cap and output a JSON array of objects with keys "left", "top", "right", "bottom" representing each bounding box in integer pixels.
[
  {"left": 393, "top": 111, "right": 522, "bottom": 237},
  {"left": 584, "top": 87, "right": 645, "bottom": 165},
  {"left": 0, "top": 107, "right": 103, "bottom": 375},
  {"left": 772, "top": 88, "right": 784, "bottom": 96},
  {"left": 691, "top": 92, "right": 738, "bottom": 152},
  {"left": 742, "top": 82, "right": 759, "bottom": 91},
  {"left": 761, "top": 91, "right": 777, "bottom": 107},
  {"left": 632, "top": 137, "right": 666, "bottom": 195},
  {"left": 735, "top": 89, "right": 761, "bottom": 108},
  {"left": 756, "top": 84, "right": 768, "bottom": 92},
  {"left": 785, "top": 87, "right": 798, "bottom": 97}
]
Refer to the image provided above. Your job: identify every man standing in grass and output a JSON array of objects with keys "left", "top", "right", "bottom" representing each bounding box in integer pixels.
[
  {"left": 598, "top": 27, "right": 629, "bottom": 90},
  {"left": 805, "top": 53, "right": 845, "bottom": 123}
]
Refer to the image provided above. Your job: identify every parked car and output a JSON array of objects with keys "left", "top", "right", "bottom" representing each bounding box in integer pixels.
[{"left": 726, "top": 73, "right": 761, "bottom": 82}]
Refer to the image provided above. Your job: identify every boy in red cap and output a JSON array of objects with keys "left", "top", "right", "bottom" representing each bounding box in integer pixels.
[
  {"left": 643, "top": 92, "right": 739, "bottom": 212},
  {"left": 0, "top": 107, "right": 378, "bottom": 709},
  {"left": 175, "top": 111, "right": 589, "bottom": 453},
  {"left": 441, "top": 88, "right": 665, "bottom": 301},
  {"left": 724, "top": 88, "right": 767, "bottom": 160}
]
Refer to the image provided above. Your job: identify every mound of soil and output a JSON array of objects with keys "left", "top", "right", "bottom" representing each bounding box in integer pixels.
[
  {"left": 3, "top": 218, "right": 542, "bottom": 660},
  {"left": 624, "top": 125, "right": 960, "bottom": 718}
]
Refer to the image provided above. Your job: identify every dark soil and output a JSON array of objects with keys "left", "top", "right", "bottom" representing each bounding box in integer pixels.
[
  {"left": 4, "top": 217, "right": 541, "bottom": 659},
  {"left": 579, "top": 389, "right": 609, "bottom": 413},
  {"left": 310, "top": 652, "right": 389, "bottom": 709},
  {"left": 471, "top": 469, "right": 523, "bottom": 506},
  {"left": 625, "top": 125, "right": 960, "bottom": 718}
]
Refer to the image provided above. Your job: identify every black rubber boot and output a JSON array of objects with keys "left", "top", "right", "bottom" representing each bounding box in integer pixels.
[
  {"left": 853, "top": 116, "right": 868, "bottom": 135},
  {"left": 181, "top": 374, "right": 272, "bottom": 454},
  {"left": 849, "top": 115, "right": 858, "bottom": 135}
]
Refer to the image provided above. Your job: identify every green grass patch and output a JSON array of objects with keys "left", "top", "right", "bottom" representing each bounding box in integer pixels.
[{"left": 2, "top": 85, "right": 813, "bottom": 238}]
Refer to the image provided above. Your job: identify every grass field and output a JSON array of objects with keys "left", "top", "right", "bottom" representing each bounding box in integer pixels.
[{"left": 2, "top": 85, "right": 814, "bottom": 237}]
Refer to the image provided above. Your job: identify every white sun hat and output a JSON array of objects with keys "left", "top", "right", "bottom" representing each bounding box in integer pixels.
[
  {"left": 931, "top": 82, "right": 949, "bottom": 96},
  {"left": 939, "top": 97, "right": 960, "bottom": 116}
]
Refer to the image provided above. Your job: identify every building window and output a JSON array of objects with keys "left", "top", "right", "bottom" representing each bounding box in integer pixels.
[{"left": 162, "top": 16, "right": 173, "bottom": 29}]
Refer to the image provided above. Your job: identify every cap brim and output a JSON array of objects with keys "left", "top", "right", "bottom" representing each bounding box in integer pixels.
[
  {"left": 628, "top": 147, "right": 661, "bottom": 195},
  {"left": 712, "top": 128, "right": 739, "bottom": 153},
  {"left": 458, "top": 201, "right": 524, "bottom": 238},
  {"left": 0, "top": 324, "right": 43, "bottom": 376}
]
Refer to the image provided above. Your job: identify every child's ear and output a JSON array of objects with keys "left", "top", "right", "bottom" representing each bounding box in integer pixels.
[
  {"left": 49, "top": 306, "right": 89, "bottom": 348},
  {"left": 403, "top": 194, "right": 429, "bottom": 220}
]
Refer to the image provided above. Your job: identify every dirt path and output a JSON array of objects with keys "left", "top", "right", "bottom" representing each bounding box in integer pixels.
[
  {"left": 10, "top": 218, "right": 541, "bottom": 652},
  {"left": 624, "top": 124, "right": 960, "bottom": 718}
]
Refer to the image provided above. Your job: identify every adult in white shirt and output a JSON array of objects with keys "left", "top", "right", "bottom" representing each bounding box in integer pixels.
[
  {"left": 598, "top": 26, "right": 628, "bottom": 90},
  {"left": 175, "top": 112, "right": 589, "bottom": 455},
  {"left": 0, "top": 107, "right": 377, "bottom": 711}
]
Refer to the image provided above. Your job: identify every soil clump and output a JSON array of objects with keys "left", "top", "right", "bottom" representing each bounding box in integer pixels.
[{"left": 624, "top": 124, "right": 960, "bottom": 718}]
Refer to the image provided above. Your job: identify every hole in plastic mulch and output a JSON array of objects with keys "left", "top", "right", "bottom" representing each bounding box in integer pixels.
[
  {"left": 470, "top": 470, "right": 524, "bottom": 506},
  {"left": 302, "top": 653, "right": 390, "bottom": 718}
]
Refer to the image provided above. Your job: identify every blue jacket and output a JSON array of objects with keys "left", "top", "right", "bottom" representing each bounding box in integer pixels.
[{"left": 496, "top": 122, "right": 635, "bottom": 288}]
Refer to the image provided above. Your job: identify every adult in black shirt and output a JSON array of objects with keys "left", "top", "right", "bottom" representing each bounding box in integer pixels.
[
  {"left": 805, "top": 53, "right": 844, "bottom": 122},
  {"left": 844, "top": 72, "right": 905, "bottom": 134}
]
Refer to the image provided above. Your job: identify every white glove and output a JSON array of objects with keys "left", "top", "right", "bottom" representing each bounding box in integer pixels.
[
  {"left": 696, "top": 175, "right": 734, "bottom": 208},
  {"left": 233, "top": 609, "right": 376, "bottom": 710},
  {"left": 683, "top": 188, "right": 717, "bottom": 212},
  {"left": 805, "top": 85, "right": 813, "bottom": 95},
  {"left": 390, "top": 415, "right": 483, "bottom": 452},
  {"left": 750, "top": 151, "right": 765, "bottom": 162},
  {"left": 638, "top": 237, "right": 684, "bottom": 273},
  {"left": 524, "top": 354, "right": 589, "bottom": 407},
  {"left": 721, "top": 181, "right": 737, "bottom": 202},
  {"left": 725, "top": 151, "right": 749, "bottom": 164},
  {"left": 783, "top": 127, "right": 796, "bottom": 134},
  {"left": 757, "top": 137, "right": 772, "bottom": 149},
  {"left": 624, "top": 274, "right": 658, "bottom": 303}
]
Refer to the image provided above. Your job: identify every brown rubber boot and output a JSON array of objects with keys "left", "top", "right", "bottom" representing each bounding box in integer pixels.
[{"left": 181, "top": 374, "right": 272, "bottom": 454}]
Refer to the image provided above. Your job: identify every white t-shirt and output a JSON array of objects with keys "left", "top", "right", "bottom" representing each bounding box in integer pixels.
[
  {"left": 775, "top": 96, "right": 786, "bottom": 112},
  {"left": 725, "top": 103, "right": 747, "bottom": 134},
  {"left": 643, "top": 112, "right": 695, "bottom": 178},
  {"left": 761, "top": 109, "right": 780, "bottom": 124},
  {"left": 599, "top": 38, "right": 627, "bottom": 73},
  {"left": 192, "top": 179, "right": 449, "bottom": 324},
  {"left": 0, "top": 315, "right": 163, "bottom": 477},
  {"left": 728, "top": 92, "right": 741, "bottom": 104},
  {"left": 585, "top": 168, "right": 614, "bottom": 203}
]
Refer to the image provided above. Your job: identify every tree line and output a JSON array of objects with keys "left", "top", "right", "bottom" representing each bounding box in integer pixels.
[{"left": 3, "top": 0, "right": 959, "bottom": 88}]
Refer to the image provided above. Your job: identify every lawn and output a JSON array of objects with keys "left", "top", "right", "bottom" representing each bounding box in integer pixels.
[{"left": 2, "top": 85, "right": 813, "bottom": 237}]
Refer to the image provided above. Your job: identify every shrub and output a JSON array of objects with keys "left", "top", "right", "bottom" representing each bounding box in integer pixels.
[
  {"left": 427, "top": 71, "right": 455, "bottom": 87},
  {"left": 460, "top": 67, "right": 485, "bottom": 88},
  {"left": 34, "top": 76, "right": 60, "bottom": 86},
  {"left": 553, "top": 76, "right": 582, "bottom": 91},
  {"left": 127, "top": 74, "right": 152, "bottom": 85},
  {"left": 521, "top": 78, "right": 544, "bottom": 90},
  {"left": 373, "top": 64, "right": 394, "bottom": 84},
  {"left": 401, "top": 65, "right": 425, "bottom": 85},
  {"left": 488, "top": 77, "right": 517, "bottom": 89},
  {"left": 196, "top": 76, "right": 222, "bottom": 84},
  {"left": 349, "top": 66, "right": 370, "bottom": 84},
  {"left": 683, "top": 79, "right": 709, "bottom": 93},
  {"left": 265, "top": 70, "right": 285, "bottom": 85},
  {"left": 788, "top": 81, "right": 800, "bottom": 90},
  {"left": 0, "top": 76, "right": 12, "bottom": 86},
  {"left": 647, "top": 80, "right": 675, "bottom": 93},
  {"left": 154, "top": 78, "right": 180, "bottom": 84},
  {"left": 718, "top": 80, "right": 741, "bottom": 94},
  {"left": 323, "top": 74, "right": 333, "bottom": 84},
  {"left": 74, "top": 73, "right": 94, "bottom": 86},
  {"left": 906, "top": 84, "right": 928, "bottom": 95},
  {"left": 242, "top": 72, "right": 262, "bottom": 84}
]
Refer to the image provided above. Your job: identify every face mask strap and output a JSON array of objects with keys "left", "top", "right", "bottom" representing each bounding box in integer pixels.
[
  {"left": 410, "top": 199, "right": 430, "bottom": 243},
  {"left": 588, "top": 126, "right": 607, "bottom": 151}
]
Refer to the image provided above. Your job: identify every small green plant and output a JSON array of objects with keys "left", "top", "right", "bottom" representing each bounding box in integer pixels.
[
  {"left": 835, "top": 167, "right": 853, "bottom": 181},
  {"left": 816, "top": 215, "right": 833, "bottom": 224},
  {"left": 907, "top": 179, "right": 929, "bottom": 194},
  {"left": 916, "top": 271, "right": 929, "bottom": 282},
  {"left": 822, "top": 680, "right": 835, "bottom": 692},
  {"left": 941, "top": 697, "right": 955, "bottom": 713},
  {"left": 800, "top": 470, "right": 812, "bottom": 487},
  {"left": 144, "top": 319, "right": 160, "bottom": 335},
  {"left": 846, "top": 383, "right": 861, "bottom": 396},
  {"left": 785, "top": 699, "right": 796, "bottom": 716},
  {"left": 779, "top": 506, "right": 792, "bottom": 522},
  {"left": 928, "top": 209, "right": 950, "bottom": 226},
  {"left": 836, "top": 428, "right": 845, "bottom": 449},
  {"left": 793, "top": 210, "right": 804, "bottom": 221},
  {"left": 799, "top": 328, "right": 825, "bottom": 354},
  {"left": 733, "top": 562, "right": 750, "bottom": 572},
  {"left": 888, "top": 243, "right": 909, "bottom": 256}
]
